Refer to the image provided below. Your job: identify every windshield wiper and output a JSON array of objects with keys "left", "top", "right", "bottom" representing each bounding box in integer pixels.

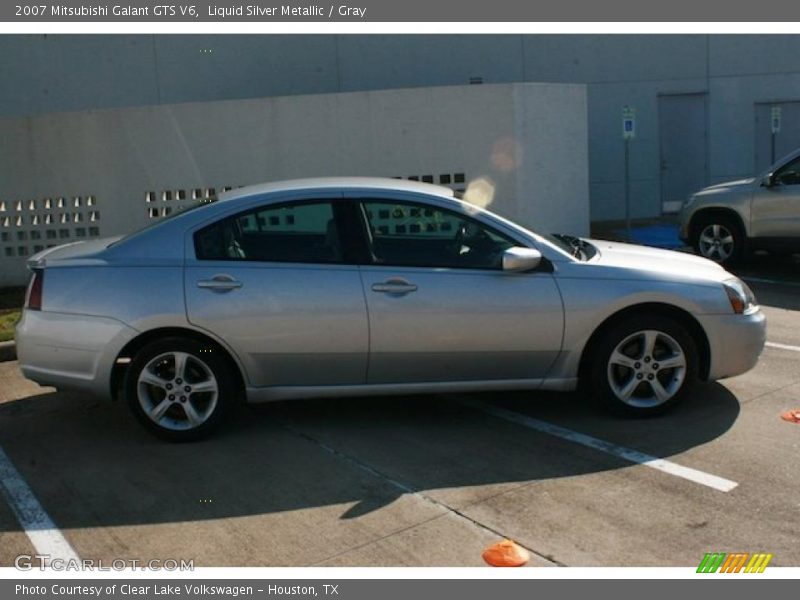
[{"left": 553, "top": 234, "right": 586, "bottom": 259}]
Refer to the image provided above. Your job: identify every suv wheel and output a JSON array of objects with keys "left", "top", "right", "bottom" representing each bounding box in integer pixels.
[{"left": 692, "top": 214, "right": 744, "bottom": 266}]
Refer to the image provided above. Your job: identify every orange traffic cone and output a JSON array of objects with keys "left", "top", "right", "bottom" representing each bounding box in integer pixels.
[
  {"left": 482, "top": 539, "right": 530, "bottom": 567},
  {"left": 780, "top": 409, "right": 800, "bottom": 424}
]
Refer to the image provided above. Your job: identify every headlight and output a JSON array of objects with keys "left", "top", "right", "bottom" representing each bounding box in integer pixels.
[{"left": 723, "top": 278, "right": 758, "bottom": 315}]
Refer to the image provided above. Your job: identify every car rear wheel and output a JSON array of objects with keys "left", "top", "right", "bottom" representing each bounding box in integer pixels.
[
  {"left": 588, "top": 315, "right": 699, "bottom": 416},
  {"left": 125, "top": 337, "right": 235, "bottom": 441},
  {"left": 692, "top": 215, "right": 744, "bottom": 266}
]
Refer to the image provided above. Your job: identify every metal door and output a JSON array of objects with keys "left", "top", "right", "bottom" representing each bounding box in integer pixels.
[
  {"left": 359, "top": 265, "right": 565, "bottom": 384},
  {"left": 185, "top": 197, "right": 369, "bottom": 388},
  {"left": 351, "top": 195, "right": 564, "bottom": 385},
  {"left": 751, "top": 153, "right": 800, "bottom": 239},
  {"left": 658, "top": 94, "right": 708, "bottom": 213}
]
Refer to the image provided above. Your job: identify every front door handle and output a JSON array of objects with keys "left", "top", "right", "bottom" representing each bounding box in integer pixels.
[
  {"left": 197, "top": 274, "right": 243, "bottom": 292},
  {"left": 371, "top": 278, "right": 418, "bottom": 295}
]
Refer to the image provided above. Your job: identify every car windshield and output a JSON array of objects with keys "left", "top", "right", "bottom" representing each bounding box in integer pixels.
[{"left": 452, "top": 191, "right": 592, "bottom": 260}]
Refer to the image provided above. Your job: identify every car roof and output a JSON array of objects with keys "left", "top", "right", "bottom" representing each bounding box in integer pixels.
[{"left": 218, "top": 177, "right": 456, "bottom": 202}]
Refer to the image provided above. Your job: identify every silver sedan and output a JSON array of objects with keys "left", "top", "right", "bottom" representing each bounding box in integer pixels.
[{"left": 16, "top": 178, "right": 766, "bottom": 440}]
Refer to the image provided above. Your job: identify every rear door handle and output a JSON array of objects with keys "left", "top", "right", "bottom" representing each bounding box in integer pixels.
[
  {"left": 197, "top": 275, "right": 243, "bottom": 292},
  {"left": 371, "top": 278, "right": 418, "bottom": 294}
]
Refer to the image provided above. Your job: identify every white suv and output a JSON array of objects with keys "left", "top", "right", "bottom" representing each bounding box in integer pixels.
[{"left": 680, "top": 148, "right": 800, "bottom": 266}]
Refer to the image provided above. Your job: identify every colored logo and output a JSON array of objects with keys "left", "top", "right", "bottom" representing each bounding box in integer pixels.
[{"left": 697, "top": 552, "right": 773, "bottom": 573}]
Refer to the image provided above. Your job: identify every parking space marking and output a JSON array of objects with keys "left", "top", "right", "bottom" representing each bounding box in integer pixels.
[
  {"left": 0, "top": 445, "right": 79, "bottom": 563},
  {"left": 766, "top": 341, "right": 800, "bottom": 353},
  {"left": 461, "top": 399, "right": 738, "bottom": 493}
]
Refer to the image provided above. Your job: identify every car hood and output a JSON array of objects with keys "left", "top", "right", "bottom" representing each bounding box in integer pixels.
[
  {"left": 587, "top": 239, "right": 730, "bottom": 284},
  {"left": 694, "top": 177, "right": 756, "bottom": 197}
]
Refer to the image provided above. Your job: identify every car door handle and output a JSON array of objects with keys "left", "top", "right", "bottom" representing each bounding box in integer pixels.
[
  {"left": 197, "top": 275, "right": 243, "bottom": 292},
  {"left": 371, "top": 279, "right": 418, "bottom": 294}
]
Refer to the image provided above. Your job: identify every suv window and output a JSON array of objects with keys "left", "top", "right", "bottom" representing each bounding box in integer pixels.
[
  {"left": 774, "top": 156, "right": 800, "bottom": 186},
  {"left": 195, "top": 201, "right": 344, "bottom": 263},
  {"left": 360, "top": 200, "right": 515, "bottom": 269}
]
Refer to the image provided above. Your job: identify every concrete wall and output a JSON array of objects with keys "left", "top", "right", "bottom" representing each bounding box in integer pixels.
[
  {"left": 0, "top": 82, "right": 589, "bottom": 286},
  {"left": 4, "top": 34, "right": 800, "bottom": 222}
]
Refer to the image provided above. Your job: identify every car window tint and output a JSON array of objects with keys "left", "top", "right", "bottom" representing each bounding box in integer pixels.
[
  {"left": 361, "top": 200, "right": 515, "bottom": 269},
  {"left": 774, "top": 156, "right": 800, "bottom": 186},
  {"left": 194, "top": 201, "right": 344, "bottom": 263}
]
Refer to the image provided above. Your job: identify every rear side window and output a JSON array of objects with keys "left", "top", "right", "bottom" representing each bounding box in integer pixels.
[{"left": 194, "top": 201, "right": 344, "bottom": 263}]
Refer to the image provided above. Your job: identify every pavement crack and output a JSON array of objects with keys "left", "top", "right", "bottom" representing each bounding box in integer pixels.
[
  {"left": 306, "top": 512, "right": 450, "bottom": 566},
  {"left": 275, "top": 416, "right": 564, "bottom": 567},
  {"left": 739, "top": 377, "right": 800, "bottom": 404}
]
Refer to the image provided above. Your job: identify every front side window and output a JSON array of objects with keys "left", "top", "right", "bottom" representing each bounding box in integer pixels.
[
  {"left": 774, "top": 156, "right": 800, "bottom": 186},
  {"left": 195, "top": 201, "right": 343, "bottom": 263},
  {"left": 361, "top": 200, "right": 515, "bottom": 269}
]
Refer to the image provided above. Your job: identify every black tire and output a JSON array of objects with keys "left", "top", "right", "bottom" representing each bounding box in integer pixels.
[
  {"left": 587, "top": 314, "right": 699, "bottom": 417},
  {"left": 124, "top": 337, "right": 236, "bottom": 441},
  {"left": 691, "top": 213, "right": 745, "bottom": 267}
]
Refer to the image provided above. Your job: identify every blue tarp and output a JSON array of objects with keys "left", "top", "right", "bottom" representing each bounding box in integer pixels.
[{"left": 613, "top": 224, "right": 684, "bottom": 249}]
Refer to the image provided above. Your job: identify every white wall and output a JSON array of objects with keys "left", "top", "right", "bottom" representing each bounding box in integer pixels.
[
  {"left": 513, "top": 84, "right": 589, "bottom": 233},
  {"left": 6, "top": 35, "right": 800, "bottom": 224},
  {"left": 0, "top": 82, "right": 589, "bottom": 286}
]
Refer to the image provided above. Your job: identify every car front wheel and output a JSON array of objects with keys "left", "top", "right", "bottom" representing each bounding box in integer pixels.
[
  {"left": 125, "top": 337, "right": 235, "bottom": 441},
  {"left": 589, "top": 315, "right": 699, "bottom": 416}
]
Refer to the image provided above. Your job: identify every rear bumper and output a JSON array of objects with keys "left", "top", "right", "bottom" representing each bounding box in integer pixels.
[
  {"left": 15, "top": 309, "right": 138, "bottom": 398},
  {"left": 697, "top": 309, "right": 766, "bottom": 381}
]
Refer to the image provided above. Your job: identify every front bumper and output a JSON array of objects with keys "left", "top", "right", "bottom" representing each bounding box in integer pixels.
[
  {"left": 15, "top": 309, "right": 138, "bottom": 398},
  {"left": 697, "top": 308, "right": 766, "bottom": 381},
  {"left": 678, "top": 206, "right": 692, "bottom": 244}
]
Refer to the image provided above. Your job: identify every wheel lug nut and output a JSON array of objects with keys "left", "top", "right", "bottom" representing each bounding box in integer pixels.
[
  {"left": 647, "top": 374, "right": 654, "bottom": 380},
  {"left": 166, "top": 383, "right": 173, "bottom": 390},
  {"left": 634, "top": 362, "right": 641, "bottom": 369},
  {"left": 176, "top": 378, "right": 183, "bottom": 384},
  {"left": 168, "top": 395, "right": 175, "bottom": 401},
  {"left": 653, "top": 363, "right": 659, "bottom": 370},
  {"left": 644, "top": 357, "right": 651, "bottom": 363},
  {"left": 636, "top": 373, "right": 643, "bottom": 379},
  {"left": 180, "top": 396, "right": 187, "bottom": 402},
  {"left": 184, "top": 386, "right": 191, "bottom": 393}
]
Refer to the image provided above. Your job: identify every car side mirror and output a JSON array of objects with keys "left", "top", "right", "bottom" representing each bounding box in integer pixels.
[
  {"left": 502, "top": 247, "right": 542, "bottom": 272},
  {"left": 761, "top": 173, "right": 775, "bottom": 187}
]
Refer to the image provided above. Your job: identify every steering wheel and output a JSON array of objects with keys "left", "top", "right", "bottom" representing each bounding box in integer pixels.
[{"left": 451, "top": 221, "right": 500, "bottom": 266}]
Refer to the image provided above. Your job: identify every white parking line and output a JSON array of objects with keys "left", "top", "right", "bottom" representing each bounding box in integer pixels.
[
  {"left": 460, "top": 399, "right": 738, "bottom": 493},
  {"left": 766, "top": 341, "right": 800, "bottom": 353},
  {"left": 0, "top": 445, "right": 79, "bottom": 563}
]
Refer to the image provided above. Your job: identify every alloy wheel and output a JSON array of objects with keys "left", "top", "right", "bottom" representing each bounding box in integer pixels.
[
  {"left": 606, "top": 329, "right": 687, "bottom": 408},
  {"left": 698, "top": 223, "right": 735, "bottom": 262},
  {"left": 137, "top": 351, "right": 219, "bottom": 431}
]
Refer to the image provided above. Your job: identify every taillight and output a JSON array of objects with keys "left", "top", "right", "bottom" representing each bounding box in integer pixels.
[{"left": 26, "top": 270, "right": 44, "bottom": 311}]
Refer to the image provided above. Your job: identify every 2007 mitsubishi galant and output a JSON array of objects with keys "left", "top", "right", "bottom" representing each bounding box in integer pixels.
[{"left": 16, "top": 178, "right": 766, "bottom": 440}]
